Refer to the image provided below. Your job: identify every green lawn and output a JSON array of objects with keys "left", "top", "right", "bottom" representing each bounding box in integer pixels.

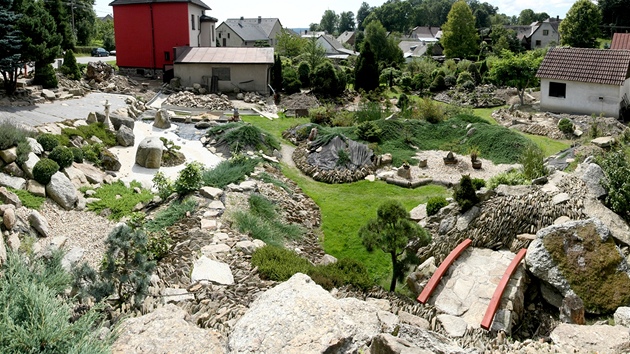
[
  {"left": 473, "top": 106, "right": 504, "bottom": 124},
  {"left": 242, "top": 115, "right": 309, "bottom": 142},
  {"left": 522, "top": 133, "right": 571, "bottom": 157},
  {"left": 282, "top": 165, "right": 448, "bottom": 284}
]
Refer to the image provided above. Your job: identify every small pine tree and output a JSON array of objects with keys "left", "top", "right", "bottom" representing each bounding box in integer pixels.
[
  {"left": 271, "top": 54, "right": 283, "bottom": 92},
  {"left": 61, "top": 49, "right": 81, "bottom": 80},
  {"left": 454, "top": 175, "right": 480, "bottom": 212},
  {"left": 354, "top": 41, "right": 379, "bottom": 92},
  {"left": 297, "top": 61, "right": 311, "bottom": 88},
  {"left": 312, "top": 61, "right": 346, "bottom": 97}
]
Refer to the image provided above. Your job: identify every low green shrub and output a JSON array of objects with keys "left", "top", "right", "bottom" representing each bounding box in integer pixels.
[
  {"left": 63, "top": 123, "right": 116, "bottom": 147},
  {"left": 84, "top": 181, "right": 154, "bottom": 220},
  {"left": 7, "top": 187, "right": 45, "bottom": 210},
  {"left": 0, "top": 252, "right": 112, "bottom": 354},
  {"left": 146, "top": 198, "right": 198, "bottom": 233},
  {"left": 429, "top": 75, "right": 446, "bottom": 92},
  {"left": 152, "top": 171, "right": 174, "bottom": 199},
  {"left": 456, "top": 71, "right": 473, "bottom": 86},
  {"left": 355, "top": 101, "right": 384, "bottom": 123},
  {"left": 174, "top": 161, "right": 204, "bottom": 195},
  {"left": 146, "top": 232, "right": 172, "bottom": 262},
  {"left": 15, "top": 140, "right": 31, "bottom": 165},
  {"left": 0, "top": 119, "right": 33, "bottom": 150},
  {"left": 331, "top": 111, "right": 355, "bottom": 127},
  {"left": 601, "top": 149, "right": 630, "bottom": 223},
  {"left": 487, "top": 170, "right": 528, "bottom": 189},
  {"left": 202, "top": 157, "right": 260, "bottom": 188},
  {"left": 33, "top": 158, "right": 59, "bottom": 185},
  {"left": 356, "top": 121, "right": 382, "bottom": 142},
  {"left": 37, "top": 133, "right": 59, "bottom": 152},
  {"left": 309, "top": 106, "right": 333, "bottom": 126},
  {"left": 453, "top": 175, "right": 479, "bottom": 212},
  {"left": 308, "top": 258, "right": 372, "bottom": 290},
  {"left": 337, "top": 148, "right": 351, "bottom": 167},
  {"left": 418, "top": 98, "right": 445, "bottom": 123},
  {"left": 472, "top": 178, "right": 486, "bottom": 190},
  {"left": 70, "top": 147, "right": 84, "bottom": 163},
  {"left": 558, "top": 118, "right": 574, "bottom": 134},
  {"left": 82, "top": 143, "right": 104, "bottom": 165},
  {"left": 520, "top": 144, "right": 547, "bottom": 180},
  {"left": 426, "top": 196, "right": 448, "bottom": 216},
  {"left": 49, "top": 145, "right": 74, "bottom": 168}
]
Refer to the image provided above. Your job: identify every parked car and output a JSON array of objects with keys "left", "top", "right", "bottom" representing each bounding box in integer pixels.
[
  {"left": 91, "top": 48, "right": 109, "bottom": 57},
  {"left": 109, "top": 50, "right": 116, "bottom": 56}
]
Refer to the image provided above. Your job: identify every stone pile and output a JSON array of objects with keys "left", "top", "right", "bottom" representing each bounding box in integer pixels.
[
  {"left": 85, "top": 61, "right": 115, "bottom": 84},
  {"left": 434, "top": 84, "right": 506, "bottom": 108},
  {"left": 292, "top": 144, "right": 376, "bottom": 184},
  {"left": 237, "top": 91, "right": 264, "bottom": 104},
  {"left": 164, "top": 91, "right": 233, "bottom": 110}
]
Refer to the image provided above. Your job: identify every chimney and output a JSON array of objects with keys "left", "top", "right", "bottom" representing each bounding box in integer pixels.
[
  {"left": 240, "top": 16, "right": 244, "bottom": 20},
  {"left": 258, "top": 16, "right": 261, "bottom": 23},
  {"left": 557, "top": 15, "right": 559, "bottom": 21}
]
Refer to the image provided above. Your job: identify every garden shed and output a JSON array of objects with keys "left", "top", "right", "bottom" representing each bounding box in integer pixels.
[
  {"left": 173, "top": 46, "right": 274, "bottom": 94},
  {"left": 536, "top": 47, "right": 630, "bottom": 119}
]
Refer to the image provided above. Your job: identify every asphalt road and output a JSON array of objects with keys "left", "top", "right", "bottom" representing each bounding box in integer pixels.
[
  {"left": 76, "top": 55, "right": 117, "bottom": 64},
  {"left": 0, "top": 92, "right": 130, "bottom": 127}
]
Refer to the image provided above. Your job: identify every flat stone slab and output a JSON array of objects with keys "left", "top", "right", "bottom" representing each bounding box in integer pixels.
[
  {"left": 161, "top": 288, "right": 195, "bottom": 304},
  {"left": 550, "top": 323, "right": 630, "bottom": 353},
  {"left": 429, "top": 247, "right": 527, "bottom": 334},
  {"left": 191, "top": 256, "right": 234, "bottom": 285},
  {"left": 437, "top": 314, "right": 467, "bottom": 337}
]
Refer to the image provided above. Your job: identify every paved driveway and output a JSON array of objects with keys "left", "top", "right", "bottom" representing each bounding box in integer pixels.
[{"left": 0, "top": 92, "right": 130, "bottom": 126}]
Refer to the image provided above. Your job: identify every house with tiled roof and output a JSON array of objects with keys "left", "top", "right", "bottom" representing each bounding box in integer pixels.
[
  {"left": 337, "top": 31, "right": 356, "bottom": 47},
  {"left": 316, "top": 34, "right": 358, "bottom": 59},
  {"left": 109, "top": 0, "right": 216, "bottom": 79},
  {"left": 536, "top": 47, "right": 630, "bottom": 118},
  {"left": 173, "top": 46, "right": 274, "bottom": 94},
  {"left": 216, "top": 17, "right": 282, "bottom": 47},
  {"left": 408, "top": 26, "right": 441, "bottom": 42},
  {"left": 611, "top": 33, "right": 630, "bottom": 50},
  {"left": 530, "top": 17, "right": 561, "bottom": 49}
]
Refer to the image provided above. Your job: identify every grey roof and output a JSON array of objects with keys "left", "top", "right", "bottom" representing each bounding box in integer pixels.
[
  {"left": 221, "top": 18, "right": 280, "bottom": 41},
  {"left": 200, "top": 14, "right": 217, "bottom": 22},
  {"left": 409, "top": 26, "right": 440, "bottom": 40},
  {"left": 320, "top": 35, "right": 357, "bottom": 56},
  {"left": 337, "top": 31, "right": 355, "bottom": 44},
  {"left": 175, "top": 47, "right": 274, "bottom": 64},
  {"left": 109, "top": 0, "right": 210, "bottom": 10}
]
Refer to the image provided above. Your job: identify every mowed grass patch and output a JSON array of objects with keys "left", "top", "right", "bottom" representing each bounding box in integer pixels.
[
  {"left": 282, "top": 165, "right": 448, "bottom": 283},
  {"left": 523, "top": 133, "right": 571, "bottom": 157},
  {"left": 472, "top": 106, "right": 504, "bottom": 125},
  {"left": 242, "top": 115, "right": 310, "bottom": 143}
]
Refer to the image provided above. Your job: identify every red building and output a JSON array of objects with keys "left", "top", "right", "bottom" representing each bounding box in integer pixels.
[{"left": 109, "top": 0, "right": 216, "bottom": 78}]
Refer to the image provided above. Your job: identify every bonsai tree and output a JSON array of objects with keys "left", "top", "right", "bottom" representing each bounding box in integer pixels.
[
  {"left": 359, "top": 200, "right": 431, "bottom": 292},
  {"left": 468, "top": 145, "right": 480, "bottom": 162}
]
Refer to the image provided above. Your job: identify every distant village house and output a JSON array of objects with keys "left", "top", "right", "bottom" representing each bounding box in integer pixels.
[{"left": 215, "top": 17, "right": 282, "bottom": 47}]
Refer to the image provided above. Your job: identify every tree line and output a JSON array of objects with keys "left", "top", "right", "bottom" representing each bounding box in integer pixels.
[{"left": 0, "top": 0, "right": 114, "bottom": 95}]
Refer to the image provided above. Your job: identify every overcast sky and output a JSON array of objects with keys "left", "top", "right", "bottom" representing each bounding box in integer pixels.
[{"left": 93, "top": 0, "right": 575, "bottom": 29}]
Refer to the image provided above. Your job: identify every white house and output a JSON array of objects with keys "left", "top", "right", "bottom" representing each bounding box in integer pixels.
[
  {"left": 173, "top": 47, "right": 274, "bottom": 94},
  {"left": 216, "top": 17, "right": 282, "bottom": 47},
  {"left": 529, "top": 17, "right": 561, "bottom": 49},
  {"left": 536, "top": 47, "right": 630, "bottom": 119}
]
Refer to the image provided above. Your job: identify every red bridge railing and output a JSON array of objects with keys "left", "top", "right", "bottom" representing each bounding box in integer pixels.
[
  {"left": 480, "top": 248, "right": 527, "bottom": 330},
  {"left": 417, "top": 238, "right": 472, "bottom": 304}
]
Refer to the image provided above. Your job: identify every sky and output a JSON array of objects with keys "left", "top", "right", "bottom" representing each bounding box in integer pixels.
[{"left": 93, "top": 0, "right": 577, "bottom": 29}]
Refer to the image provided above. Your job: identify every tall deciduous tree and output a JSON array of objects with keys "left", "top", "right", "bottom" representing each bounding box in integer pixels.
[
  {"left": 359, "top": 201, "right": 430, "bottom": 292},
  {"left": 354, "top": 41, "right": 379, "bottom": 92},
  {"left": 441, "top": 0, "right": 479, "bottom": 59},
  {"left": 73, "top": 0, "right": 98, "bottom": 45},
  {"left": 276, "top": 28, "right": 306, "bottom": 58},
  {"left": 364, "top": 20, "right": 403, "bottom": 67},
  {"left": 339, "top": 11, "right": 356, "bottom": 33},
  {"left": 43, "top": 0, "right": 74, "bottom": 49},
  {"left": 560, "top": 0, "right": 601, "bottom": 48},
  {"left": 320, "top": 9, "right": 339, "bottom": 35},
  {"left": 599, "top": 0, "right": 630, "bottom": 35},
  {"left": 489, "top": 50, "right": 543, "bottom": 105},
  {"left": 357, "top": 2, "right": 373, "bottom": 30},
  {"left": 0, "top": 0, "right": 23, "bottom": 95}
]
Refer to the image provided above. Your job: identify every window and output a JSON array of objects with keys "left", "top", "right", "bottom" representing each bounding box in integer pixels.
[
  {"left": 191, "top": 14, "right": 195, "bottom": 30},
  {"left": 228, "top": 33, "right": 230, "bottom": 39},
  {"left": 543, "top": 29, "right": 549, "bottom": 36},
  {"left": 535, "top": 40, "right": 541, "bottom": 47},
  {"left": 218, "top": 33, "right": 221, "bottom": 38},
  {"left": 212, "top": 67, "right": 231, "bottom": 81},
  {"left": 549, "top": 82, "right": 566, "bottom": 98},
  {"left": 164, "top": 51, "right": 170, "bottom": 61}
]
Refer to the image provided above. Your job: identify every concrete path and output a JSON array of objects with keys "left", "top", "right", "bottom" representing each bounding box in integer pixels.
[{"left": 0, "top": 92, "right": 129, "bottom": 126}]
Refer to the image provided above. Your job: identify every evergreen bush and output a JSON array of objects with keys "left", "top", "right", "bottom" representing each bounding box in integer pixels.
[
  {"left": 15, "top": 140, "right": 31, "bottom": 165},
  {"left": 426, "top": 196, "right": 448, "bottom": 216},
  {"left": 48, "top": 145, "right": 74, "bottom": 168},
  {"left": 34, "top": 63, "right": 58, "bottom": 89},
  {"left": 356, "top": 121, "right": 382, "bottom": 142},
  {"left": 558, "top": 118, "right": 574, "bottom": 134},
  {"left": 282, "top": 67, "right": 302, "bottom": 95},
  {"left": 297, "top": 61, "right": 311, "bottom": 87},
  {"left": 61, "top": 50, "right": 82, "bottom": 80},
  {"left": 174, "top": 161, "right": 204, "bottom": 195},
  {"left": 33, "top": 158, "right": 60, "bottom": 185},
  {"left": 70, "top": 146, "right": 84, "bottom": 163},
  {"left": 37, "top": 133, "right": 59, "bottom": 152},
  {"left": 0, "top": 120, "right": 33, "bottom": 150},
  {"left": 429, "top": 75, "right": 447, "bottom": 92},
  {"left": 453, "top": 175, "right": 479, "bottom": 212}
]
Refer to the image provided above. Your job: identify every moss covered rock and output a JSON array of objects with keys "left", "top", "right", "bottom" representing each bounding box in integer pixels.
[{"left": 526, "top": 218, "right": 630, "bottom": 314}]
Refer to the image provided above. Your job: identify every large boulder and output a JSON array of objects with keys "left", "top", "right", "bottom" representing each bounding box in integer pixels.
[
  {"left": 28, "top": 210, "right": 50, "bottom": 237},
  {"left": 576, "top": 162, "right": 607, "bottom": 199},
  {"left": 0, "top": 172, "right": 26, "bottom": 190},
  {"left": 109, "top": 113, "right": 135, "bottom": 131},
  {"left": 46, "top": 172, "right": 79, "bottom": 210},
  {"left": 26, "top": 137, "right": 43, "bottom": 155},
  {"left": 550, "top": 323, "right": 630, "bottom": 353},
  {"left": 0, "top": 147, "right": 17, "bottom": 164},
  {"left": 153, "top": 109, "right": 172, "bottom": 129},
  {"left": 526, "top": 218, "right": 630, "bottom": 314},
  {"left": 229, "top": 273, "right": 389, "bottom": 353},
  {"left": 135, "top": 137, "right": 163, "bottom": 169},
  {"left": 63, "top": 165, "right": 89, "bottom": 189},
  {"left": 190, "top": 256, "right": 234, "bottom": 285},
  {"left": 582, "top": 197, "right": 630, "bottom": 247},
  {"left": 369, "top": 334, "right": 433, "bottom": 354},
  {"left": 74, "top": 162, "right": 108, "bottom": 184},
  {"left": 101, "top": 148, "right": 121, "bottom": 171},
  {"left": 21, "top": 152, "right": 39, "bottom": 179},
  {"left": 0, "top": 186, "right": 22, "bottom": 208},
  {"left": 111, "top": 304, "right": 226, "bottom": 354},
  {"left": 116, "top": 125, "right": 135, "bottom": 147}
]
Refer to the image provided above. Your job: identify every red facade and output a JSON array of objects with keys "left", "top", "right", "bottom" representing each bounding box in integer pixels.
[{"left": 112, "top": 3, "right": 190, "bottom": 71}]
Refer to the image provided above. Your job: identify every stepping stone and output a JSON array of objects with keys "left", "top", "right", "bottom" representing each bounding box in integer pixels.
[{"left": 191, "top": 256, "right": 234, "bottom": 285}]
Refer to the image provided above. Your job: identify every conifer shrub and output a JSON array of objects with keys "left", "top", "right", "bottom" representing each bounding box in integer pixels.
[
  {"left": 70, "top": 147, "right": 84, "bottom": 163},
  {"left": 429, "top": 74, "right": 447, "bottom": 92},
  {"left": 37, "top": 133, "right": 59, "bottom": 152},
  {"left": 61, "top": 50, "right": 82, "bottom": 80},
  {"left": 33, "top": 158, "right": 60, "bottom": 185},
  {"left": 34, "top": 63, "right": 58, "bottom": 89},
  {"left": 174, "top": 161, "right": 204, "bottom": 195},
  {"left": 356, "top": 121, "right": 382, "bottom": 142},
  {"left": 49, "top": 145, "right": 74, "bottom": 168},
  {"left": 558, "top": 118, "right": 574, "bottom": 134},
  {"left": 426, "top": 196, "right": 448, "bottom": 216},
  {"left": 453, "top": 175, "right": 479, "bottom": 212}
]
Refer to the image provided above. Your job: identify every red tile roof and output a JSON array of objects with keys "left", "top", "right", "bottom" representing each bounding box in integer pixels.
[
  {"left": 175, "top": 47, "right": 274, "bottom": 64},
  {"left": 611, "top": 33, "right": 630, "bottom": 50},
  {"left": 536, "top": 47, "right": 630, "bottom": 86}
]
